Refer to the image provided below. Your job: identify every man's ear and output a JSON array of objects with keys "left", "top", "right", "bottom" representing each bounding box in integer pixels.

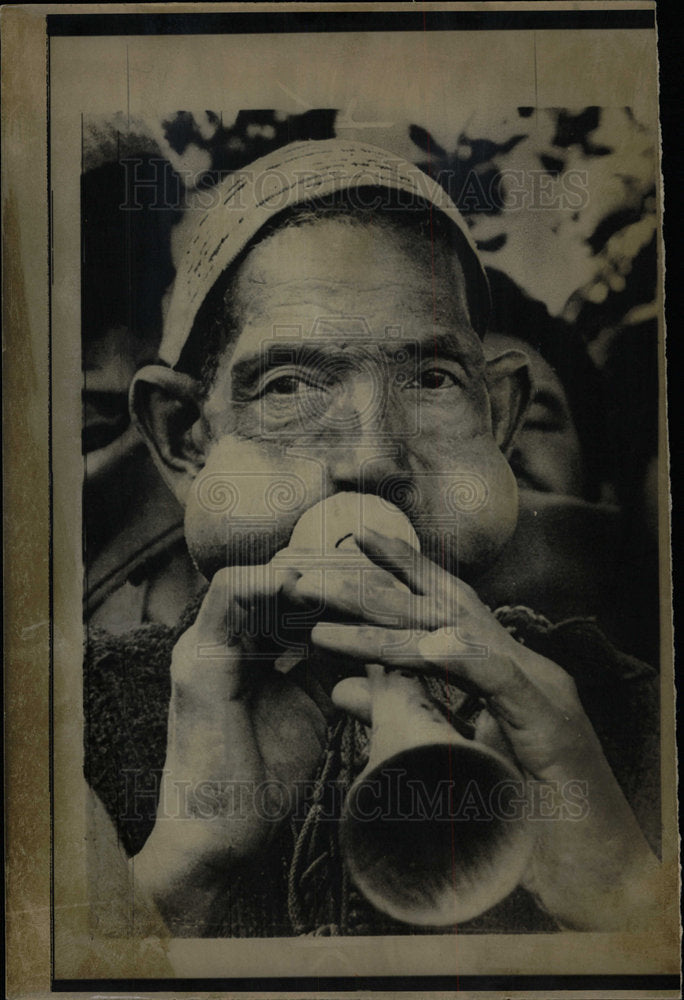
[
  {"left": 485, "top": 349, "right": 532, "bottom": 455},
  {"left": 129, "top": 365, "right": 208, "bottom": 506}
]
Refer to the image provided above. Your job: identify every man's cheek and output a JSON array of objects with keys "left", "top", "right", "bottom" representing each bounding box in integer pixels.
[
  {"left": 184, "top": 438, "right": 326, "bottom": 577},
  {"left": 408, "top": 444, "right": 519, "bottom": 577}
]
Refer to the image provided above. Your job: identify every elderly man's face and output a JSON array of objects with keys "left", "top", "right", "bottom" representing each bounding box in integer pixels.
[{"left": 182, "top": 218, "right": 523, "bottom": 578}]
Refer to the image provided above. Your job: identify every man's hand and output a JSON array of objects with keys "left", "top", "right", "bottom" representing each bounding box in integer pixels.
[
  {"left": 303, "top": 528, "right": 661, "bottom": 932},
  {"left": 133, "top": 527, "right": 660, "bottom": 934},
  {"left": 131, "top": 560, "right": 328, "bottom": 931}
]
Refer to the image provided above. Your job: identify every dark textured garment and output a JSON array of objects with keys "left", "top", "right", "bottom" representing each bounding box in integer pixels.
[{"left": 84, "top": 596, "right": 660, "bottom": 937}]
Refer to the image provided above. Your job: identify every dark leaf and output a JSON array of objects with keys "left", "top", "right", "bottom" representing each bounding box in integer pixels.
[{"left": 409, "top": 123, "right": 447, "bottom": 159}]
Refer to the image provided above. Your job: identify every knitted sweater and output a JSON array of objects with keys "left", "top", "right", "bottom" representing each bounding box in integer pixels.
[{"left": 84, "top": 595, "right": 660, "bottom": 937}]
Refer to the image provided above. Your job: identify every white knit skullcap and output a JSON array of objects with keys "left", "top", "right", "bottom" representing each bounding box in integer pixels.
[{"left": 160, "top": 138, "right": 490, "bottom": 368}]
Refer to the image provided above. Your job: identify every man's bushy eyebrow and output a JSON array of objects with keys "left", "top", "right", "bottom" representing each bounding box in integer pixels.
[{"left": 228, "top": 331, "right": 481, "bottom": 393}]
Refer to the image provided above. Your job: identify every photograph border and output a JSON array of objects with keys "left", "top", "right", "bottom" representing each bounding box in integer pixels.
[{"left": 3, "top": 3, "right": 681, "bottom": 998}]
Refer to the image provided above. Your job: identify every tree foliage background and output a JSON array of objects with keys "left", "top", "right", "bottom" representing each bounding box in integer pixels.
[{"left": 83, "top": 105, "right": 658, "bottom": 370}]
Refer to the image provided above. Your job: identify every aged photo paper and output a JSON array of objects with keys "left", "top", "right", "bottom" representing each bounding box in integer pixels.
[{"left": 3, "top": 3, "right": 681, "bottom": 999}]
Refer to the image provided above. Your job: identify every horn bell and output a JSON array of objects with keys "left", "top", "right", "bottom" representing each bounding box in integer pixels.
[{"left": 340, "top": 664, "right": 534, "bottom": 926}]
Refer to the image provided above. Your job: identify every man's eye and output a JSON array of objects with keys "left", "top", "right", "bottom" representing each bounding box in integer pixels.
[
  {"left": 263, "top": 374, "right": 306, "bottom": 396},
  {"left": 408, "top": 368, "right": 460, "bottom": 390},
  {"left": 259, "top": 370, "right": 328, "bottom": 398}
]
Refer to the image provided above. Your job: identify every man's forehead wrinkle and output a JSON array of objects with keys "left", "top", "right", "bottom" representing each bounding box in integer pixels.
[
  {"left": 212, "top": 219, "right": 484, "bottom": 385},
  {"left": 234, "top": 218, "right": 461, "bottom": 297},
  {"left": 226, "top": 296, "right": 483, "bottom": 374},
  {"left": 235, "top": 274, "right": 451, "bottom": 313},
  {"left": 234, "top": 283, "right": 470, "bottom": 343}
]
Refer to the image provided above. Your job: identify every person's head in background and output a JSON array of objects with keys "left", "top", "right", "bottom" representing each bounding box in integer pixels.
[
  {"left": 82, "top": 155, "right": 181, "bottom": 557},
  {"left": 484, "top": 268, "right": 606, "bottom": 502},
  {"left": 82, "top": 155, "right": 180, "bottom": 478}
]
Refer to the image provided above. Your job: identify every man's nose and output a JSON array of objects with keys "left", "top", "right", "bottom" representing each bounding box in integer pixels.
[{"left": 322, "top": 373, "right": 407, "bottom": 493}]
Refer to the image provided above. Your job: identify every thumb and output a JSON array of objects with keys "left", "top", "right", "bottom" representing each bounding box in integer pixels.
[{"left": 332, "top": 676, "right": 372, "bottom": 726}]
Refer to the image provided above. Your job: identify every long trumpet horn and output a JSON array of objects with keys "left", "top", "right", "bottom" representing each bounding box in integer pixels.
[
  {"left": 288, "top": 492, "right": 534, "bottom": 926},
  {"left": 339, "top": 663, "right": 534, "bottom": 926}
]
